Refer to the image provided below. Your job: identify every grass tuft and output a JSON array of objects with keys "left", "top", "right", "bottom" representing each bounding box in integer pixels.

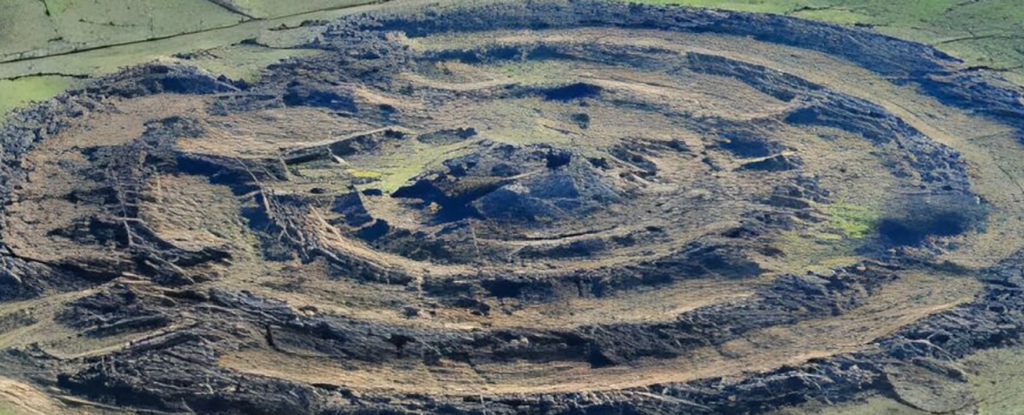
[{"left": 827, "top": 201, "right": 880, "bottom": 239}]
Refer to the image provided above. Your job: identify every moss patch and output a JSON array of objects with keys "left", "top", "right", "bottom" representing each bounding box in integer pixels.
[
  {"left": 828, "top": 202, "right": 881, "bottom": 239},
  {"left": 776, "top": 201, "right": 880, "bottom": 274}
]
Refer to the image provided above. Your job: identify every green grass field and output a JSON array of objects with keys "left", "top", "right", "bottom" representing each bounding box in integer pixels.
[
  {"left": 0, "top": 76, "right": 77, "bottom": 119},
  {"left": 0, "top": 0, "right": 1021, "bottom": 119},
  {"left": 0, "top": 0, "right": 379, "bottom": 122},
  {"left": 641, "top": 0, "right": 1024, "bottom": 83},
  {"left": 0, "top": 0, "right": 245, "bottom": 61}
]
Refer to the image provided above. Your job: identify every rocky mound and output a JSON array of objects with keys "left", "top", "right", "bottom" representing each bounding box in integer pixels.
[{"left": 2, "top": 1, "right": 1024, "bottom": 414}]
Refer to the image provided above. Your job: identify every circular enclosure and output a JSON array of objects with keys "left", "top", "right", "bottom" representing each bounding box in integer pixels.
[{"left": 2, "top": 1, "right": 1024, "bottom": 414}]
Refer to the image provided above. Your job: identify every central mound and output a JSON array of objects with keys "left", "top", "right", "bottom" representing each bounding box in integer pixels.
[
  {"left": 3, "top": 1, "right": 1024, "bottom": 415},
  {"left": 131, "top": 23, "right": 978, "bottom": 289}
]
